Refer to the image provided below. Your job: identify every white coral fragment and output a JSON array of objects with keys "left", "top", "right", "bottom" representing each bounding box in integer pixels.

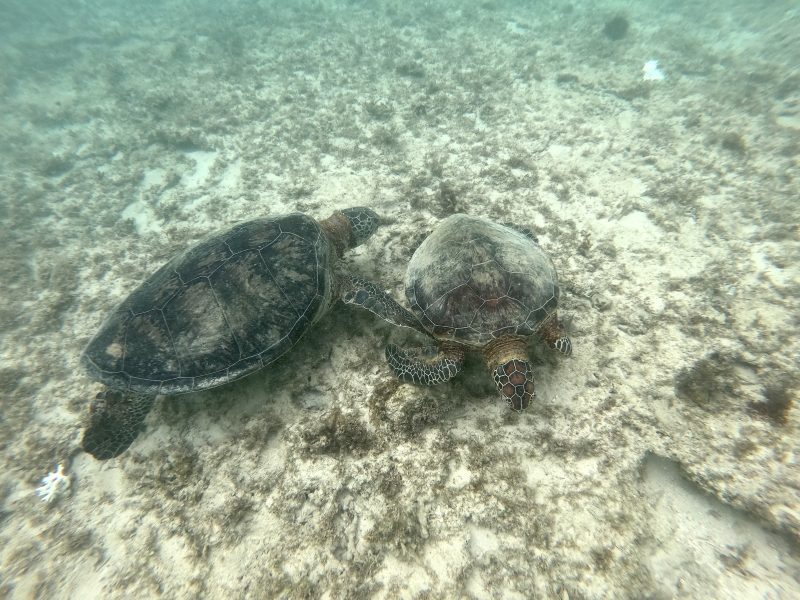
[
  {"left": 36, "top": 463, "right": 71, "bottom": 503},
  {"left": 642, "top": 59, "right": 666, "bottom": 81}
]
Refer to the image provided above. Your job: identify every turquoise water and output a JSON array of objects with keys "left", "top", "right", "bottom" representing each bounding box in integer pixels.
[{"left": 1, "top": 1, "right": 798, "bottom": 598}]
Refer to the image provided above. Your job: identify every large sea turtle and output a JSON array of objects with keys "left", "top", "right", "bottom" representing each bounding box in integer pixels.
[
  {"left": 385, "top": 214, "right": 572, "bottom": 410},
  {"left": 81, "top": 207, "right": 423, "bottom": 459}
]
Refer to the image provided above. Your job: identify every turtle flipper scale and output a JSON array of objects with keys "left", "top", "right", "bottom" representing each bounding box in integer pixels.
[
  {"left": 340, "top": 274, "right": 430, "bottom": 336},
  {"left": 540, "top": 315, "right": 573, "bottom": 356},
  {"left": 385, "top": 344, "right": 464, "bottom": 385},
  {"left": 81, "top": 390, "right": 156, "bottom": 460}
]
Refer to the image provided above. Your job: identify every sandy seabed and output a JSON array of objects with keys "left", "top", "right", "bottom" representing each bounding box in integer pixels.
[{"left": 0, "top": 1, "right": 798, "bottom": 598}]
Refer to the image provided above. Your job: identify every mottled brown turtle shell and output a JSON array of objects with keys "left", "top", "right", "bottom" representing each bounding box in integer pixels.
[
  {"left": 82, "top": 213, "right": 332, "bottom": 395},
  {"left": 405, "top": 214, "right": 560, "bottom": 347}
]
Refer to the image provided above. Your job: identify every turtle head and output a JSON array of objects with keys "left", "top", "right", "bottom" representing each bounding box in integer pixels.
[
  {"left": 493, "top": 358, "right": 535, "bottom": 411},
  {"left": 483, "top": 336, "right": 535, "bottom": 411},
  {"left": 340, "top": 207, "right": 380, "bottom": 247}
]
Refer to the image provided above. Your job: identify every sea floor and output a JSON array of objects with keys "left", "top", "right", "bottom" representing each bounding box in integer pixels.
[{"left": 0, "top": 1, "right": 798, "bottom": 598}]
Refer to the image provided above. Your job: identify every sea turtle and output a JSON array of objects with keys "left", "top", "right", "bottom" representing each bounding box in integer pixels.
[
  {"left": 81, "top": 207, "right": 424, "bottom": 459},
  {"left": 385, "top": 214, "right": 572, "bottom": 410}
]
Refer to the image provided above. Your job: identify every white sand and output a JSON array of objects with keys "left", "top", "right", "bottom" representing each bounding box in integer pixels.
[{"left": 0, "top": 1, "right": 798, "bottom": 598}]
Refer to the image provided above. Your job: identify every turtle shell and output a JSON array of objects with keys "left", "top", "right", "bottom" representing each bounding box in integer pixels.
[
  {"left": 406, "top": 214, "right": 560, "bottom": 347},
  {"left": 82, "top": 213, "right": 333, "bottom": 395}
]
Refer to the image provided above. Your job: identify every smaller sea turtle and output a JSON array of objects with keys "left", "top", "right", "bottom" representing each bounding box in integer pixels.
[
  {"left": 81, "top": 207, "right": 423, "bottom": 459},
  {"left": 386, "top": 214, "right": 571, "bottom": 410}
]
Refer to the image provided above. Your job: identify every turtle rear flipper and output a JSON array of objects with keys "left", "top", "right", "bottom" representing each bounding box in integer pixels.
[
  {"left": 385, "top": 343, "right": 464, "bottom": 385},
  {"left": 340, "top": 274, "right": 430, "bottom": 336},
  {"left": 82, "top": 390, "right": 155, "bottom": 460}
]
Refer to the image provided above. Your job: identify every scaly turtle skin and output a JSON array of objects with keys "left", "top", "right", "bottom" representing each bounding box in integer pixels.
[
  {"left": 386, "top": 214, "right": 571, "bottom": 410},
  {"left": 82, "top": 207, "right": 423, "bottom": 459}
]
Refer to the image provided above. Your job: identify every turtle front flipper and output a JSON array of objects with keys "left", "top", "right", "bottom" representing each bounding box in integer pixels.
[
  {"left": 540, "top": 315, "right": 572, "bottom": 356},
  {"left": 81, "top": 390, "right": 156, "bottom": 460},
  {"left": 385, "top": 342, "right": 464, "bottom": 385},
  {"left": 340, "top": 274, "right": 430, "bottom": 336}
]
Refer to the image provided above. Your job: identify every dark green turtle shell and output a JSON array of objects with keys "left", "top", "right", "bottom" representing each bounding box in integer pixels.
[
  {"left": 405, "top": 214, "right": 560, "bottom": 347},
  {"left": 82, "top": 213, "right": 333, "bottom": 395}
]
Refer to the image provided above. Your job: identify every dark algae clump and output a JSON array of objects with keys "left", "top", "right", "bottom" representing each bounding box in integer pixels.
[{"left": 603, "top": 16, "right": 629, "bottom": 40}]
